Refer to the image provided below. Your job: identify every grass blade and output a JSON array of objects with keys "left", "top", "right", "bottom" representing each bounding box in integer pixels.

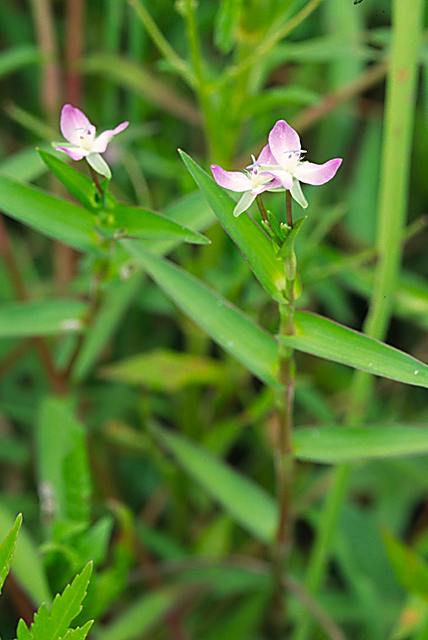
[
  {"left": 125, "top": 245, "right": 278, "bottom": 386},
  {"left": 280, "top": 312, "right": 428, "bottom": 388},
  {"left": 179, "top": 150, "right": 286, "bottom": 301},
  {"left": 294, "top": 425, "right": 428, "bottom": 464}
]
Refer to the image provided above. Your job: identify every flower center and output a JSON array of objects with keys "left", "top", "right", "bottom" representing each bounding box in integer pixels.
[
  {"left": 280, "top": 150, "right": 302, "bottom": 174},
  {"left": 250, "top": 170, "right": 272, "bottom": 189},
  {"left": 76, "top": 127, "right": 95, "bottom": 151}
]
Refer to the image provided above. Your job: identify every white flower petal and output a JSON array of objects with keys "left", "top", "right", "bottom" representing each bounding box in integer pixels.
[
  {"left": 86, "top": 153, "right": 112, "bottom": 179},
  {"left": 233, "top": 191, "right": 257, "bottom": 217},
  {"left": 290, "top": 179, "right": 308, "bottom": 209}
]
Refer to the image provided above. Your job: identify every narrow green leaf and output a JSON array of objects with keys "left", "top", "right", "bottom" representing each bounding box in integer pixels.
[
  {"left": 0, "top": 147, "right": 47, "bottom": 183},
  {"left": 38, "top": 151, "right": 101, "bottom": 211},
  {"left": 0, "top": 45, "right": 39, "bottom": 78},
  {"left": 0, "top": 514, "right": 22, "bottom": 593},
  {"left": 281, "top": 312, "right": 428, "bottom": 388},
  {"left": 0, "top": 176, "right": 98, "bottom": 251},
  {"left": 72, "top": 274, "right": 142, "bottom": 382},
  {"left": 17, "top": 563, "right": 92, "bottom": 640},
  {"left": 294, "top": 425, "right": 428, "bottom": 464},
  {"left": 383, "top": 532, "right": 428, "bottom": 599},
  {"left": 152, "top": 424, "right": 277, "bottom": 543},
  {"left": 179, "top": 151, "right": 286, "bottom": 301},
  {"left": 214, "top": 0, "right": 242, "bottom": 53},
  {"left": 0, "top": 503, "right": 50, "bottom": 605},
  {"left": 98, "top": 590, "right": 178, "bottom": 640},
  {"left": 112, "top": 204, "right": 209, "bottom": 245},
  {"left": 0, "top": 300, "right": 87, "bottom": 338},
  {"left": 101, "top": 349, "right": 225, "bottom": 391},
  {"left": 37, "top": 397, "right": 91, "bottom": 527},
  {"left": 125, "top": 246, "right": 278, "bottom": 386},
  {"left": 138, "top": 190, "right": 215, "bottom": 254}
]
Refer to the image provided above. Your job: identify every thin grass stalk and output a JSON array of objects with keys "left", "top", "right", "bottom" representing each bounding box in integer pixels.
[
  {"left": 126, "top": 4, "right": 145, "bottom": 121},
  {"left": 128, "top": 0, "right": 195, "bottom": 87},
  {"left": 181, "top": 0, "right": 221, "bottom": 162},
  {"left": 216, "top": 0, "right": 324, "bottom": 88},
  {"left": 292, "top": 1, "right": 425, "bottom": 637},
  {"left": 103, "top": 0, "right": 124, "bottom": 121}
]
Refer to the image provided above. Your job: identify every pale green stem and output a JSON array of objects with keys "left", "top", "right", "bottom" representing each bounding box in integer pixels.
[
  {"left": 215, "top": 0, "right": 324, "bottom": 89},
  {"left": 181, "top": 0, "right": 220, "bottom": 161},
  {"left": 292, "top": 1, "right": 425, "bottom": 638},
  {"left": 127, "top": 0, "right": 195, "bottom": 87}
]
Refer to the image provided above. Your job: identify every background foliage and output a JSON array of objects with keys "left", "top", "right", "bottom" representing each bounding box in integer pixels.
[{"left": 0, "top": 0, "right": 428, "bottom": 638}]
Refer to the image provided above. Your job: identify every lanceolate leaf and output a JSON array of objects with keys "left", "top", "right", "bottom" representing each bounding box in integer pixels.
[
  {"left": 38, "top": 151, "right": 101, "bottom": 211},
  {"left": 0, "top": 300, "right": 87, "bottom": 338},
  {"left": 72, "top": 274, "right": 143, "bottom": 382},
  {"left": 0, "top": 45, "right": 40, "bottom": 78},
  {"left": 0, "top": 513, "right": 22, "bottom": 593},
  {"left": 383, "top": 532, "right": 428, "bottom": 598},
  {"left": 112, "top": 204, "right": 210, "bottom": 245},
  {"left": 179, "top": 151, "right": 286, "bottom": 301},
  {"left": 294, "top": 425, "right": 428, "bottom": 464},
  {"left": 125, "top": 245, "right": 279, "bottom": 386},
  {"left": 0, "top": 175, "right": 97, "bottom": 251},
  {"left": 280, "top": 312, "right": 428, "bottom": 388},
  {"left": 99, "top": 590, "right": 179, "bottom": 640},
  {"left": 152, "top": 424, "right": 277, "bottom": 543},
  {"left": 102, "top": 349, "right": 225, "bottom": 391}
]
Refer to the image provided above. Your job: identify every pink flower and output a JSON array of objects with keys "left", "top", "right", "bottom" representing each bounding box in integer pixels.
[
  {"left": 55, "top": 104, "right": 129, "bottom": 179},
  {"left": 265, "top": 119, "right": 342, "bottom": 208},
  {"left": 211, "top": 145, "right": 281, "bottom": 217}
]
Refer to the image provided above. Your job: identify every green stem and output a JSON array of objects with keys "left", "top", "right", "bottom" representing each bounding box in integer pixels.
[
  {"left": 181, "top": 0, "right": 219, "bottom": 161},
  {"left": 292, "top": 1, "right": 425, "bottom": 638},
  {"left": 128, "top": 0, "right": 195, "bottom": 87},
  {"left": 215, "top": 0, "right": 324, "bottom": 90},
  {"left": 270, "top": 191, "right": 296, "bottom": 634}
]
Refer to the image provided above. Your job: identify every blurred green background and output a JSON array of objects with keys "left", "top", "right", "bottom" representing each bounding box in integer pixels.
[{"left": 0, "top": 0, "right": 428, "bottom": 638}]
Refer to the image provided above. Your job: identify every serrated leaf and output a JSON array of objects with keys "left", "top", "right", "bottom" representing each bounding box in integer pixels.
[
  {"left": 0, "top": 514, "right": 22, "bottom": 593},
  {"left": 294, "top": 425, "right": 428, "bottom": 464},
  {"left": 0, "top": 503, "right": 50, "bottom": 605},
  {"left": 0, "top": 300, "right": 87, "bottom": 338},
  {"left": 17, "top": 563, "right": 92, "bottom": 640},
  {"left": 179, "top": 151, "right": 286, "bottom": 301},
  {"left": 280, "top": 311, "right": 428, "bottom": 388},
  {"left": 152, "top": 424, "right": 277, "bottom": 542},
  {"left": 125, "top": 245, "right": 278, "bottom": 386},
  {"left": 59, "top": 620, "right": 93, "bottom": 640},
  {"left": 37, "top": 397, "right": 91, "bottom": 527},
  {"left": 0, "top": 176, "right": 98, "bottom": 251}
]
